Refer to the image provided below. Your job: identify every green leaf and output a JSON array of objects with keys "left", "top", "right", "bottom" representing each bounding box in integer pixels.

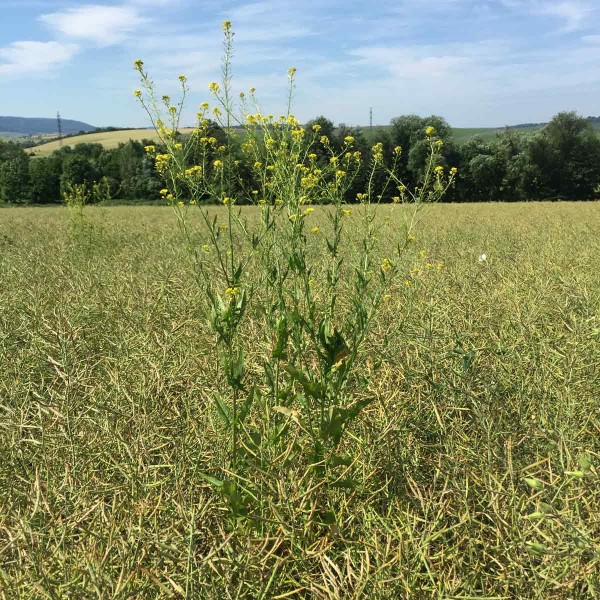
[
  {"left": 565, "top": 470, "right": 585, "bottom": 478},
  {"left": 330, "top": 454, "right": 353, "bottom": 467},
  {"left": 526, "top": 541, "right": 548, "bottom": 556},
  {"left": 524, "top": 512, "right": 546, "bottom": 520},
  {"left": 199, "top": 472, "right": 224, "bottom": 488},
  {"left": 579, "top": 453, "right": 593, "bottom": 472},
  {"left": 330, "top": 478, "right": 358, "bottom": 490},
  {"left": 238, "top": 385, "right": 258, "bottom": 424},
  {"left": 213, "top": 394, "right": 231, "bottom": 428},
  {"left": 524, "top": 477, "right": 543, "bottom": 491},
  {"left": 272, "top": 316, "right": 288, "bottom": 359}
]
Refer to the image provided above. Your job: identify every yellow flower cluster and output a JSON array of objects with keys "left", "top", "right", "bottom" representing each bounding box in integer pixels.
[
  {"left": 144, "top": 145, "right": 155, "bottom": 154},
  {"left": 155, "top": 154, "right": 171, "bottom": 170},
  {"left": 425, "top": 126, "right": 436, "bottom": 136},
  {"left": 372, "top": 142, "right": 384, "bottom": 162},
  {"left": 380, "top": 258, "right": 393, "bottom": 273},
  {"left": 185, "top": 165, "right": 202, "bottom": 177}
]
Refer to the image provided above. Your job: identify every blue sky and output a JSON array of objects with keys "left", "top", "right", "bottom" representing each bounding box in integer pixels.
[{"left": 1, "top": 0, "right": 599, "bottom": 128}]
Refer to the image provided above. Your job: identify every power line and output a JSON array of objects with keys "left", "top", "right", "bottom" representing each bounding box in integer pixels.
[{"left": 57, "top": 111, "right": 63, "bottom": 146}]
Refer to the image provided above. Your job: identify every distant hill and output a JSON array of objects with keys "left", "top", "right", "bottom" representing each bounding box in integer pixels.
[
  {"left": 0, "top": 116, "right": 96, "bottom": 136},
  {"left": 512, "top": 116, "right": 600, "bottom": 129}
]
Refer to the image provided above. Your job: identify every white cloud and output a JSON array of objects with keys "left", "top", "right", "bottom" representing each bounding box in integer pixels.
[
  {"left": 502, "top": 0, "right": 594, "bottom": 32},
  {"left": 40, "top": 5, "right": 145, "bottom": 46},
  {"left": 0, "top": 40, "right": 78, "bottom": 76}
]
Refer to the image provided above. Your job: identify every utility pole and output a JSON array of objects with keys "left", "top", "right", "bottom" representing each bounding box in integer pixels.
[
  {"left": 57, "top": 111, "right": 63, "bottom": 146},
  {"left": 369, "top": 107, "right": 373, "bottom": 131}
]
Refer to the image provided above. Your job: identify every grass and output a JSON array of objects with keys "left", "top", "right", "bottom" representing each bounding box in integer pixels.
[{"left": 0, "top": 202, "right": 599, "bottom": 598}]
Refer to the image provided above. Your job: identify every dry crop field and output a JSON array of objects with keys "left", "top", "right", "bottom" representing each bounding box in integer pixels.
[{"left": 0, "top": 202, "right": 598, "bottom": 598}]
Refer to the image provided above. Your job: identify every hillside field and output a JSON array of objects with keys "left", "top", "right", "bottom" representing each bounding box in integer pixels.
[
  {"left": 0, "top": 202, "right": 598, "bottom": 597},
  {"left": 28, "top": 125, "right": 545, "bottom": 157}
]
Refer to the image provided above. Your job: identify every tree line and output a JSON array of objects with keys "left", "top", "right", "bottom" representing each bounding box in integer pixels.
[{"left": 1, "top": 111, "right": 598, "bottom": 205}]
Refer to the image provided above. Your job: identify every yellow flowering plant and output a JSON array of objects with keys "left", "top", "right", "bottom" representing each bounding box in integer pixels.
[{"left": 134, "top": 22, "right": 456, "bottom": 530}]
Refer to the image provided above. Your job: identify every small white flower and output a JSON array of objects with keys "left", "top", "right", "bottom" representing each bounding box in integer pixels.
[{"left": 478, "top": 253, "right": 487, "bottom": 262}]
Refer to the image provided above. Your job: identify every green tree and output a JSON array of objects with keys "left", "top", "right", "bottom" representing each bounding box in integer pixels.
[
  {"left": 29, "top": 156, "right": 62, "bottom": 203},
  {"left": 0, "top": 153, "right": 30, "bottom": 203}
]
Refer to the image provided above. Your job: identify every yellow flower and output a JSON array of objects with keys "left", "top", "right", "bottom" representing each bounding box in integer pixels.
[
  {"left": 178, "top": 74, "right": 187, "bottom": 83},
  {"left": 450, "top": 167, "right": 458, "bottom": 175},
  {"left": 404, "top": 280, "right": 413, "bottom": 287},
  {"left": 392, "top": 196, "right": 400, "bottom": 203},
  {"left": 380, "top": 258, "right": 393, "bottom": 273},
  {"left": 288, "top": 67, "right": 297, "bottom": 76},
  {"left": 209, "top": 81, "right": 220, "bottom": 93},
  {"left": 222, "top": 20, "right": 232, "bottom": 31},
  {"left": 174, "top": 143, "right": 183, "bottom": 150},
  {"left": 225, "top": 287, "right": 239, "bottom": 296},
  {"left": 159, "top": 188, "right": 169, "bottom": 196},
  {"left": 437, "top": 262, "right": 444, "bottom": 270},
  {"left": 383, "top": 294, "right": 392, "bottom": 302},
  {"left": 253, "top": 161, "right": 262, "bottom": 169},
  {"left": 133, "top": 89, "right": 142, "bottom": 98},
  {"left": 311, "top": 226, "right": 320, "bottom": 234},
  {"left": 202, "top": 244, "right": 209, "bottom": 252},
  {"left": 411, "top": 267, "right": 421, "bottom": 275},
  {"left": 213, "top": 159, "right": 223, "bottom": 168},
  {"left": 144, "top": 145, "right": 155, "bottom": 153},
  {"left": 407, "top": 235, "right": 415, "bottom": 243},
  {"left": 200, "top": 102, "right": 209, "bottom": 110},
  {"left": 393, "top": 146, "right": 402, "bottom": 156},
  {"left": 312, "top": 124, "right": 322, "bottom": 133},
  {"left": 342, "top": 209, "right": 352, "bottom": 216},
  {"left": 419, "top": 249, "right": 427, "bottom": 256},
  {"left": 219, "top": 223, "right": 228, "bottom": 231},
  {"left": 177, "top": 201, "right": 185, "bottom": 207},
  {"left": 289, "top": 214, "right": 298, "bottom": 222},
  {"left": 133, "top": 59, "right": 144, "bottom": 70},
  {"left": 274, "top": 198, "right": 283, "bottom": 206},
  {"left": 435, "top": 165, "right": 444, "bottom": 174},
  {"left": 344, "top": 135, "right": 354, "bottom": 144},
  {"left": 190, "top": 199, "right": 197, "bottom": 205},
  {"left": 425, "top": 263, "right": 433, "bottom": 269},
  {"left": 222, "top": 197, "right": 233, "bottom": 205},
  {"left": 335, "top": 170, "right": 346, "bottom": 179},
  {"left": 329, "top": 156, "right": 338, "bottom": 164},
  {"left": 303, "top": 207, "right": 314, "bottom": 216},
  {"left": 320, "top": 135, "right": 329, "bottom": 145},
  {"left": 425, "top": 126, "right": 435, "bottom": 136},
  {"left": 249, "top": 87, "right": 256, "bottom": 93}
]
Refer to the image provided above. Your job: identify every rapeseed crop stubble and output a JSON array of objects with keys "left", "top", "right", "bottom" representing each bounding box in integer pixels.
[{"left": 0, "top": 21, "right": 597, "bottom": 600}]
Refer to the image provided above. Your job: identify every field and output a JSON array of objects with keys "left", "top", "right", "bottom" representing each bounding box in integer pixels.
[
  {"left": 1, "top": 203, "right": 599, "bottom": 598},
  {"left": 28, "top": 125, "right": 542, "bottom": 157},
  {"left": 28, "top": 129, "right": 196, "bottom": 157}
]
